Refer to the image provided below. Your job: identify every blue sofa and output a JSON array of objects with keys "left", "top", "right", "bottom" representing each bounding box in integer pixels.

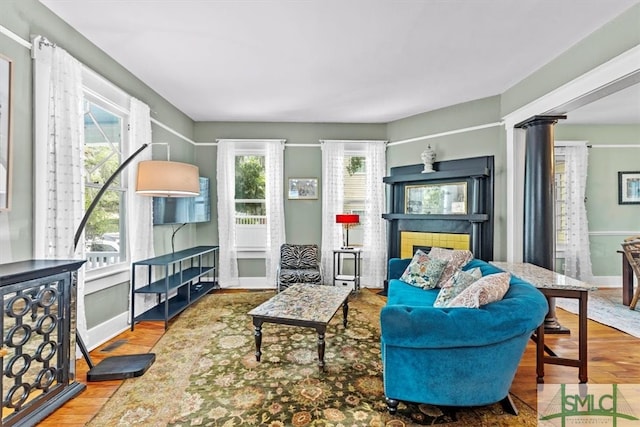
[{"left": 381, "top": 257, "right": 548, "bottom": 414}]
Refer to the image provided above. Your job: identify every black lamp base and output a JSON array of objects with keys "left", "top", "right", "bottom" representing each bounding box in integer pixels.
[{"left": 86, "top": 353, "right": 156, "bottom": 382}]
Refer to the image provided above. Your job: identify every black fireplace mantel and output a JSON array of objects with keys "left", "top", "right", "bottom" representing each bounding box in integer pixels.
[{"left": 383, "top": 156, "right": 495, "bottom": 261}]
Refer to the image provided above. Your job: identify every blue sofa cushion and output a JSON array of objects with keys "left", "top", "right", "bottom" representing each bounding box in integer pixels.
[
  {"left": 387, "top": 278, "right": 439, "bottom": 307},
  {"left": 399, "top": 250, "right": 448, "bottom": 289}
]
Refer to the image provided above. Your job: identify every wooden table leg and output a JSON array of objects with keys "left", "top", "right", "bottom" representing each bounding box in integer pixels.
[
  {"left": 578, "top": 292, "right": 589, "bottom": 383},
  {"left": 252, "top": 319, "right": 263, "bottom": 362},
  {"left": 343, "top": 300, "right": 349, "bottom": 328},
  {"left": 536, "top": 323, "right": 545, "bottom": 384},
  {"left": 316, "top": 326, "right": 326, "bottom": 372},
  {"left": 622, "top": 252, "right": 633, "bottom": 306}
]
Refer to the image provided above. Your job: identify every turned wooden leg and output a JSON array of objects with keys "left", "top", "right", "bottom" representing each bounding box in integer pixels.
[
  {"left": 316, "top": 326, "right": 327, "bottom": 372},
  {"left": 342, "top": 300, "right": 349, "bottom": 328},
  {"left": 386, "top": 397, "right": 399, "bottom": 414},
  {"left": 252, "top": 319, "right": 263, "bottom": 362}
]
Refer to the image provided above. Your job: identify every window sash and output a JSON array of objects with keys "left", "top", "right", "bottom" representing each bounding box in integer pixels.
[
  {"left": 83, "top": 94, "right": 129, "bottom": 271},
  {"left": 234, "top": 152, "right": 267, "bottom": 250}
]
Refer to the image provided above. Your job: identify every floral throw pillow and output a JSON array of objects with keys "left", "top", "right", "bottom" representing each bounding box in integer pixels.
[
  {"left": 433, "top": 267, "right": 482, "bottom": 308},
  {"left": 427, "top": 247, "right": 474, "bottom": 288},
  {"left": 399, "top": 249, "right": 449, "bottom": 289},
  {"left": 447, "top": 272, "right": 511, "bottom": 308}
]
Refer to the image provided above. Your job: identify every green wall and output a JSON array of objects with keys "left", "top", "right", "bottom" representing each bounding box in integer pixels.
[
  {"left": 193, "top": 122, "right": 386, "bottom": 277},
  {"left": 555, "top": 124, "right": 640, "bottom": 277},
  {"left": 386, "top": 96, "right": 508, "bottom": 260}
]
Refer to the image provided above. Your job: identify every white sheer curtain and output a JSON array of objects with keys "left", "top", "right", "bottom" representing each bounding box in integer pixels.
[
  {"left": 320, "top": 142, "right": 345, "bottom": 284},
  {"left": 216, "top": 140, "right": 239, "bottom": 286},
  {"left": 264, "top": 140, "right": 286, "bottom": 284},
  {"left": 128, "top": 98, "right": 155, "bottom": 313},
  {"left": 558, "top": 144, "right": 594, "bottom": 281},
  {"left": 32, "top": 42, "right": 87, "bottom": 342},
  {"left": 361, "top": 141, "right": 388, "bottom": 288}
]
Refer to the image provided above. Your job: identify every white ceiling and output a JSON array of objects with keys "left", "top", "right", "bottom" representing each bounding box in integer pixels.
[
  {"left": 39, "top": 0, "right": 640, "bottom": 124},
  {"left": 563, "top": 83, "right": 640, "bottom": 125}
]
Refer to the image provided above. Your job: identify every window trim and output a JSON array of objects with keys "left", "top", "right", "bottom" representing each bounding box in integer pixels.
[
  {"left": 82, "top": 79, "right": 131, "bottom": 279},
  {"left": 343, "top": 151, "right": 367, "bottom": 246},
  {"left": 234, "top": 147, "right": 267, "bottom": 253}
]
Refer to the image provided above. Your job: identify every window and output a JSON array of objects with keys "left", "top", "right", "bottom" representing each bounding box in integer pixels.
[
  {"left": 83, "top": 97, "right": 128, "bottom": 270},
  {"left": 343, "top": 154, "right": 366, "bottom": 245},
  {"left": 235, "top": 152, "right": 267, "bottom": 250}
]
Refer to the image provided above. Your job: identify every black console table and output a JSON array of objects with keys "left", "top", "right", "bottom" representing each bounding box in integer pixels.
[
  {"left": 131, "top": 246, "right": 219, "bottom": 330},
  {"left": 0, "top": 259, "right": 86, "bottom": 426}
]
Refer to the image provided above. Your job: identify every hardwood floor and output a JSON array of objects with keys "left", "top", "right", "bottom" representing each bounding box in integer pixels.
[
  {"left": 37, "top": 321, "right": 165, "bottom": 427},
  {"left": 38, "top": 290, "right": 639, "bottom": 426},
  {"left": 511, "top": 303, "right": 640, "bottom": 409}
]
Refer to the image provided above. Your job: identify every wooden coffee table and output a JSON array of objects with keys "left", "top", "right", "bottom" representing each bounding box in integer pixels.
[{"left": 248, "top": 284, "right": 352, "bottom": 371}]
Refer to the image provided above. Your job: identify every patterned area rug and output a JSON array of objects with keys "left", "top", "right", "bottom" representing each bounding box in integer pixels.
[
  {"left": 555, "top": 288, "right": 640, "bottom": 338},
  {"left": 88, "top": 291, "right": 538, "bottom": 426}
]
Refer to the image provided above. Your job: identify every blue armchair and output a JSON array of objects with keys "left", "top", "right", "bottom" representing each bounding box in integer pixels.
[{"left": 381, "top": 257, "right": 548, "bottom": 414}]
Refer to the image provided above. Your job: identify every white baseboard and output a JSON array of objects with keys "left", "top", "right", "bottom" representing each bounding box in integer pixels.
[
  {"left": 221, "top": 277, "right": 383, "bottom": 290},
  {"left": 236, "top": 277, "right": 274, "bottom": 289},
  {"left": 591, "top": 276, "right": 624, "bottom": 288},
  {"left": 86, "top": 311, "right": 130, "bottom": 351}
]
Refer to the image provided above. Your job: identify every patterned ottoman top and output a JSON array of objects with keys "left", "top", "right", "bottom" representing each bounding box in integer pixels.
[{"left": 248, "top": 284, "right": 352, "bottom": 324}]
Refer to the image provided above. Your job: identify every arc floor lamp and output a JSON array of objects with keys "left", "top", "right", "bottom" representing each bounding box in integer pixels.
[{"left": 73, "top": 142, "right": 200, "bottom": 381}]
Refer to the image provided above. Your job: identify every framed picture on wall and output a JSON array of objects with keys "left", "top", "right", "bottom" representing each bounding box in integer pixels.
[
  {"left": 0, "top": 53, "right": 12, "bottom": 211},
  {"left": 618, "top": 171, "right": 640, "bottom": 204},
  {"left": 288, "top": 178, "right": 318, "bottom": 200}
]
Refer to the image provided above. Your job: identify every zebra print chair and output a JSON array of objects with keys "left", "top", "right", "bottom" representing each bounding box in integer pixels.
[{"left": 277, "top": 244, "right": 322, "bottom": 292}]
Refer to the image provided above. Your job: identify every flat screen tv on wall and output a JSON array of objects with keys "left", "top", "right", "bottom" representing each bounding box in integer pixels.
[{"left": 152, "top": 177, "right": 211, "bottom": 225}]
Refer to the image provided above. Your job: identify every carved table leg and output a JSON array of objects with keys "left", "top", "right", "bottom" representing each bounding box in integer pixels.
[
  {"left": 253, "top": 319, "right": 263, "bottom": 362},
  {"left": 316, "top": 326, "right": 326, "bottom": 372},
  {"left": 343, "top": 300, "right": 349, "bottom": 328}
]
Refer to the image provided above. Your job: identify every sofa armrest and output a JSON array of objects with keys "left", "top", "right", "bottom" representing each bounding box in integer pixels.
[{"left": 388, "top": 258, "right": 411, "bottom": 280}]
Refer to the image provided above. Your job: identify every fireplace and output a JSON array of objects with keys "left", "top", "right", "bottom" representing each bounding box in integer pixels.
[
  {"left": 383, "top": 156, "right": 494, "bottom": 261},
  {"left": 400, "top": 231, "right": 471, "bottom": 258}
]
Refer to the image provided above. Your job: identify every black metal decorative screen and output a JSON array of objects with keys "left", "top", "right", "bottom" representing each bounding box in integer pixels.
[{"left": 0, "top": 260, "right": 84, "bottom": 427}]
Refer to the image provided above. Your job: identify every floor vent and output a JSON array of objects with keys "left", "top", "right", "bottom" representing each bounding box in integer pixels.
[{"left": 100, "top": 339, "right": 128, "bottom": 353}]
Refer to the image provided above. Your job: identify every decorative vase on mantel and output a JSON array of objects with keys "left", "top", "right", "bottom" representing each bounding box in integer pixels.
[{"left": 421, "top": 145, "right": 436, "bottom": 173}]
